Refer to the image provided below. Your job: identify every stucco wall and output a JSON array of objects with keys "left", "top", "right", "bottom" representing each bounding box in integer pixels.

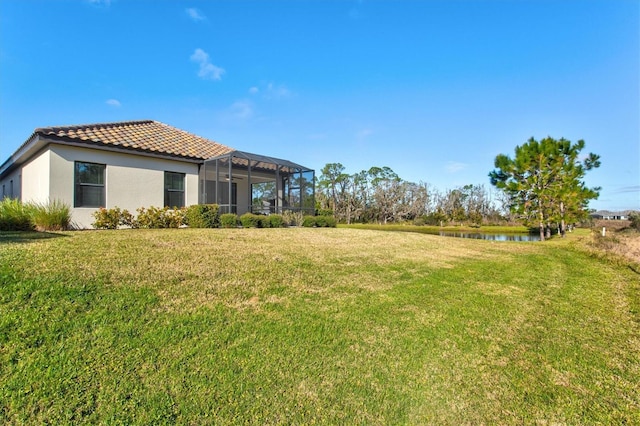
[
  {"left": 0, "top": 167, "right": 24, "bottom": 200},
  {"left": 45, "top": 144, "right": 199, "bottom": 228},
  {"left": 20, "top": 149, "right": 51, "bottom": 203}
]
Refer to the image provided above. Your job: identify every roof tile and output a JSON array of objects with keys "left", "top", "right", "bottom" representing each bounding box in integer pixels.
[{"left": 35, "top": 120, "right": 233, "bottom": 160}]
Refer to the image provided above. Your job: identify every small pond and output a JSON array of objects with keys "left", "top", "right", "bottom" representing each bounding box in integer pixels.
[{"left": 432, "top": 230, "right": 541, "bottom": 242}]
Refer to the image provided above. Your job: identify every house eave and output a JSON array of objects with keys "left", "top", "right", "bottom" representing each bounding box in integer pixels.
[
  {"left": 0, "top": 136, "right": 204, "bottom": 178},
  {"left": 0, "top": 133, "right": 41, "bottom": 178},
  {"left": 47, "top": 137, "right": 206, "bottom": 164}
]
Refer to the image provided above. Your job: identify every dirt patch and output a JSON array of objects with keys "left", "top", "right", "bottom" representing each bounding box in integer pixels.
[
  {"left": 591, "top": 220, "right": 640, "bottom": 265},
  {"left": 619, "top": 233, "right": 640, "bottom": 265}
]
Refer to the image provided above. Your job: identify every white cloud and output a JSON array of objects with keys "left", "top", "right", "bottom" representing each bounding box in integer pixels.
[
  {"left": 105, "top": 99, "right": 121, "bottom": 107},
  {"left": 190, "top": 48, "right": 225, "bottom": 81},
  {"left": 445, "top": 161, "right": 468, "bottom": 173},
  {"left": 186, "top": 8, "right": 206, "bottom": 22},
  {"left": 229, "top": 100, "right": 254, "bottom": 120},
  {"left": 356, "top": 128, "right": 373, "bottom": 140},
  {"left": 349, "top": 0, "right": 365, "bottom": 19},
  {"left": 612, "top": 185, "right": 640, "bottom": 194},
  {"left": 249, "top": 82, "right": 294, "bottom": 99},
  {"left": 87, "top": 0, "right": 111, "bottom": 6},
  {"left": 265, "top": 82, "right": 292, "bottom": 100}
]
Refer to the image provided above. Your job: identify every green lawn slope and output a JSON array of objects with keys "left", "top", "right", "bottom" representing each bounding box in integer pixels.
[{"left": 1, "top": 228, "right": 638, "bottom": 424}]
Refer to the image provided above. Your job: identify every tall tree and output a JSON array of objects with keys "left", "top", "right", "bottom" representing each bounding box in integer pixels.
[
  {"left": 318, "top": 163, "right": 349, "bottom": 219},
  {"left": 367, "top": 166, "right": 401, "bottom": 223},
  {"left": 489, "top": 137, "right": 600, "bottom": 240}
]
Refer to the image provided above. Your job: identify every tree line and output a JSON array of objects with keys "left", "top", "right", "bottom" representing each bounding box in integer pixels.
[
  {"left": 316, "top": 137, "right": 601, "bottom": 241},
  {"left": 316, "top": 163, "right": 508, "bottom": 226}
]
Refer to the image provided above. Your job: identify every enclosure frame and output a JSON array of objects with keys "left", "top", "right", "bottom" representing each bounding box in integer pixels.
[{"left": 200, "top": 150, "right": 315, "bottom": 216}]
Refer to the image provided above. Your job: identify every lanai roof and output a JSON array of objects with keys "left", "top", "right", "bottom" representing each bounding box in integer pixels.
[{"left": 206, "top": 150, "right": 313, "bottom": 174}]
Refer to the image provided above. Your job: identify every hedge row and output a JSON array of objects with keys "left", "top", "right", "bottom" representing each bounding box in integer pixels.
[
  {"left": 92, "top": 205, "right": 336, "bottom": 229},
  {"left": 92, "top": 205, "right": 222, "bottom": 229}
]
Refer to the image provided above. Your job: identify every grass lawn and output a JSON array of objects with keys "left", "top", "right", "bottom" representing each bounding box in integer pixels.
[{"left": 1, "top": 228, "right": 639, "bottom": 424}]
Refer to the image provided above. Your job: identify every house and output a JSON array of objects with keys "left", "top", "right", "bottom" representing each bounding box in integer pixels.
[
  {"left": 590, "top": 211, "right": 630, "bottom": 221},
  {"left": 0, "top": 120, "right": 315, "bottom": 228}
]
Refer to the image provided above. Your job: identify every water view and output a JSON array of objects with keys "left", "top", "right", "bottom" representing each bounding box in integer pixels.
[{"left": 433, "top": 230, "right": 541, "bottom": 241}]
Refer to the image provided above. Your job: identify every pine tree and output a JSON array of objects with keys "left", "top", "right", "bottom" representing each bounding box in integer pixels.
[{"left": 489, "top": 137, "right": 600, "bottom": 241}]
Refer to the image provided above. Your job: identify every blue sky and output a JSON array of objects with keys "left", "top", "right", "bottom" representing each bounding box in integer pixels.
[{"left": 1, "top": 0, "right": 638, "bottom": 211}]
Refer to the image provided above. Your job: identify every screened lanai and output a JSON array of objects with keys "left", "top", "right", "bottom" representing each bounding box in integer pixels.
[{"left": 199, "top": 150, "right": 315, "bottom": 215}]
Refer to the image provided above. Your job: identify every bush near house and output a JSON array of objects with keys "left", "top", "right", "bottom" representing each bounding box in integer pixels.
[
  {"left": 220, "top": 213, "right": 239, "bottom": 228},
  {"left": 301, "top": 215, "right": 337, "bottom": 228},
  {"left": 27, "top": 200, "right": 71, "bottom": 231},
  {"left": 266, "top": 214, "right": 285, "bottom": 228},
  {"left": 240, "top": 213, "right": 265, "bottom": 228},
  {"left": 239, "top": 213, "right": 287, "bottom": 229},
  {"left": 136, "top": 206, "right": 186, "bottom": 229},
  {"left": 315, "top": 215, "right": 337, "bottom": 228},
  {"left": 283, "top": 210, "right": 304, "bottom": 227},
  {"left": 92, "top": 207, "right": 135, "bottom": 229},
  {"left": 0, "top": 198, "right": 71, "bottom": 231},
  {"left": 302, "top": 215, "right": 316, "bottom": 227},
  {"left": 316, "top": 208, "right": 334, "bottom": 217},
  {"left": 185, "top": 204, "right": 219, "bottom": 228},
  {"left": 93, "top": 205, "right": 220, "bottom": 230},
  {"left": 0, "top": 198, "right": 33, "bottom": 231}
]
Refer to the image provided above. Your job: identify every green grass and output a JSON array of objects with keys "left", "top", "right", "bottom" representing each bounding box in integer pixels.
[{"left": 1, "top": 228, "right": 638, "bottom": 424}]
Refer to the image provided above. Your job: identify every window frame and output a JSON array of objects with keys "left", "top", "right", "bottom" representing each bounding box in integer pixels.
[
  {"left": 164, "top": 171, "right": 186, "bottom": 208},
  {"left": 74, "top": 161, "right": 106, "bottom": 208}
]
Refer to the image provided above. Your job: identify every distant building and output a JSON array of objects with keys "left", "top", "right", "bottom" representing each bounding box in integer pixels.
[{"left": 590, "top": 210, "right": 631, "bottom": 220}]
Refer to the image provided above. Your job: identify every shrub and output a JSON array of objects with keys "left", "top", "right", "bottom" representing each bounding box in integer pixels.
[
  {"left": 283, "top": 210, "right": 304, "bottom": 227},
  {"left": 136, "top": 206, "right": 186, "bottom": 229},
  {"left": 421, "top": 212, "right": 448, "bottom": 226},
  {"left": 314, "top": 215, "right": 337, "bottom": 228},
  {"left": 0, "top": 198, "right": 33, "bottom": 231},
  {"left": 267, "top": 214, "right": 285, "bottom": 228},
  {"left": 220, "top": 213, "right": 238, "bottom": 228},
  {"left": 240, "top": 213, "right": 265, "bottom": 228},
  {"left": 136, "top": 207, "right": 162, "bottom": 229},
  {"left": 166, "top": 208, "right": 186, "bottom": 228},
  {"left": 322, "top": 216, "right": 337, "bottom": 228},
  {"left": 302, "top": 215, "right": 316, "bottom": 227},
  {"left": 629, "top": 212, "right": 640, "bottom": 231},
  {"left": 185, "top": 204, "right": 219, "bottom": 228},
  {"left": 28, "top": 199, "right": 71, "bottom": 231},
  {"left": 468, "top": 211, "right": 483, "bottom": 227},
  {"left": 316, "top": 208, "right": 334, "bottom": 217},
  {"left": 92, "top": 207, "right": 134, "bottom": 229}
]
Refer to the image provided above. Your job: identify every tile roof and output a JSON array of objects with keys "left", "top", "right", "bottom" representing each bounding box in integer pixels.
[{"left": 35, "top": 120, "right": 233, "bottom": 160}]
